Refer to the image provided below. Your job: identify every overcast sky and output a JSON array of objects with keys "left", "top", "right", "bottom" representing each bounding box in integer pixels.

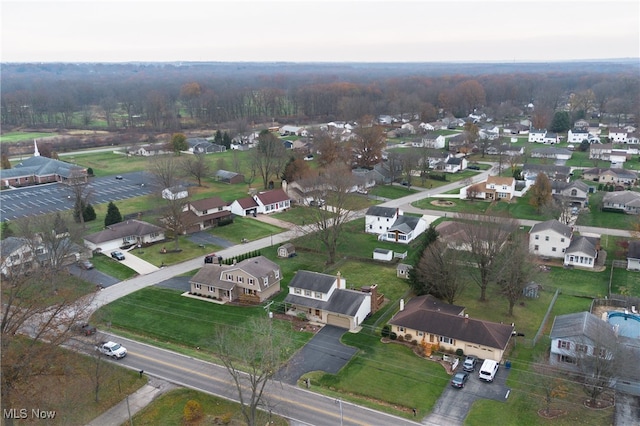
[{"left": 2, "top": 0, "right": 639, "bottom": 63}]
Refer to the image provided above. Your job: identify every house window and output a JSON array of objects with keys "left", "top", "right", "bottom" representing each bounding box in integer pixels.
[
  {"left": 439, "top": 336, "right": 453, "bottom": 345},
  {"left": 207, "top": 286, "right": 214, "bottom": 293},
  {"left": 202, "top": 209, "right": 208, "bottom": 214},
  {"left": 237, "top": 276, "right": 244, "bottom": 283},
  {"left": 315, "top": 309, "right": 321, "bottom": 316},
  {"left": 558, "top": 340, "right": 570, "bottom": 350},
  {"left": 225, "top": 274, "right": 233, "bottom": 281},
  {"left": 398, "top": 327, "right": 405, "bottom": 333},
  {"left": 294, "top": 288, "right": 301, "bottom": 294},
  {"left": 597, "top": 347, "right": 608, "bottom": 358},
  {"left": 417, "top": 331, "right": 424, "bottom": 337},
  {"left": 274, "top": 270, "right": 280, "bottom": 279},
  {"left": 559, "top": 354, "right": 576, "bottom": 364},
  {"left": 575, "top": 344, "right": 588, "bottom": 353},
  {"left": 545, "top": 236, "right": 550, "bottom": 241},
  {"left": 304, "top": 290, "right": 311, "bottom": 296},
  {"left": 248, "top": 278, "right": 254, "bottom": 285},
  {"left": 194, "top": 283, "right": 201, "bottom": 290},
  {"left": 315, "top": 292, "right": 322, "bottom": 299},
  {"left": 35, "top": 248, "right": 45, "bottom": 255},
  {"left": 535, "top": 235, "right": 539, "bottom": 240},
  {"left": 560, "top": 238, "right": 565, "bottom": 242},
  {"left": 263, "top": 277, "right": 269, "bottom": 286},
  {"left": 552, "top": 247, "right": 556, "bottom": 252},
  {"left": 10, "top": 254, "right": 19, "bottom": 262},
  {"left": 244, "top": 288, "right": 255, "bottom": 295}
]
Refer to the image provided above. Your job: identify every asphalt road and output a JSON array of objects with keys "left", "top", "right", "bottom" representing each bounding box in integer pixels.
[
  {"left": 0, "top": 171, "right": 158, "bottom": 221},
  {"left": 88, "top": 332, "right": 425, "bottom": 426}
]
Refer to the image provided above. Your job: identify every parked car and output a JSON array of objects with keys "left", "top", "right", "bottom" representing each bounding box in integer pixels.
[
  {"left": 77, "top": 259, "right": 94, "bottom": 270},
  {"left": 479, "top": 359, "right": 499, "bottom": 382},
  {"left": 111, "top": 251, "right": 125, "bottom": 261},
  {"left": 204, "top": 253, "right": 220, "bottom": 264},
  {"left": 462, "top": 355, "right": 478, "bottom": 372},
  {"left": 74, "top": 322, "right": 97, "bottom": 336},
  {"left": 115, "top": 175, "right": 123, "bottom": 180},
  {"left": 451, "top": 372, "right": 469, "bottom": 388},
  {"left": 468, "top": 165, "right": 480, "bottom": 170}
]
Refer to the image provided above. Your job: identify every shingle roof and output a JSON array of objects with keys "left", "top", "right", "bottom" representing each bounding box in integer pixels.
[
  {"left": 1, "top": 236, "right": 29, "bottom": 257},
  {"left": 603, "top": 191, "right": 640, "bottom": 205},
  {"left": 529, "top": 219, "right": 573, "bottom": 238},
  {"left": 190, "top": 197, "right": 227, "bottom": 211},
  {"left": 283, "top": 289, "right": 369, "bottom": 317},
  {"left": 288, "top": 270, "right": 337, "bottom": 293},
  {"left": 549, "top": 312, "right": 616, "bottom": 344},
  {"left": 1, "top": 156, "right": 86, "bottom": 180},
  {"left": 565, "top": 236, "right": 599, "bottom": 256},
  {"left": 366, "top": 206, "right": 398, "bottom": 218},
  {"left": 84, "top": 220, "right": 164, "bottom": 244},
  {"left": 255, "top": 189, "right": 289, "bottom": 205},
  {"left": 388, "top": 215, "right": 422, "bottom": 234},
  {"left": 628, "top": 241, "right": 640, "bottom": 260}
]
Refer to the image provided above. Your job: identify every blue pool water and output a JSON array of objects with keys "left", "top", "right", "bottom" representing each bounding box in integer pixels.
[{"left": 608, "top": 311, "right": 640, "bottom": 339}]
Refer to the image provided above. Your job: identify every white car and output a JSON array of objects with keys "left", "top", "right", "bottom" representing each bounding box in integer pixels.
[{"left": 96, "top": 341, "right": 127, "bottom": 359}]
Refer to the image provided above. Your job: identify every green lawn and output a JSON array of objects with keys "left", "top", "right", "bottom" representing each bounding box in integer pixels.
[
  {"left": 576, "top": 192, "right": 638, "bottom": 230},
  {"left": 1, "top": 131, "right": 58, "bottom": 143}
]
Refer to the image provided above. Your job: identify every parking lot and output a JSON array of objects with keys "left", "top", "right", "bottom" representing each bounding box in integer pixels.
[{"left": 0, "top": 172, "right": 159, "bottom": 221}]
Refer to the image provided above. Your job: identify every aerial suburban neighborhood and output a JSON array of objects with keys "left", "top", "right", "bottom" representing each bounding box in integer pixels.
[{"left": 1, "top": 57, "right": 639, "bottom": 426}]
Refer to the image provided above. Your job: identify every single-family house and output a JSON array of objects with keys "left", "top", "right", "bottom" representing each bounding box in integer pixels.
[
  {"left": 215, "top": 170, "right": 245, "bottom": 184},
  {"left": 529, "top": 220, "right": 573, "bottom": 259},
  {"left": 181, "top": 197, "right": 232, "bottom": 233},
  {"left": 627, "top": 241, "right": 640, "bottom": 271},
  {"left": 283, "top": 271, "right": 373, "bottom": 330},
  {"left": 128, "top": 144, "right": 169, "bottom": 156},
  {"left": 528, "top": 129, "right": 547, "bottom": 143},
  {"left": 609, "top": 150, "right": 629, "bottom": 168},
  {"left": 419, "top": 122, "right": 435, "bottom": 131},
  {"left": 187, "top": 138, "right": 226, "bottom": 154},
  {"left": 589, "top": 143, "right": 613, "bottom": 160},
  {"left": 189, "top": 255, "right": 281, "bottom": 304},
  {"left": 378, "top": 115, "right": 393, "bottom": 125},
  {"left": 401, "top": 123, "right": 416, "bottom": 134},
  {"left": 479, "top": 126, "right": 500, "bottom": 140},
  {"left": 277, "top": 243, "right": 296, "bottom": 258},
  {"left": 531, "top": 147, "right": 572, "bottom": 161},
  {"left": 549, "top": 312, "right": 617, "bottom": 370},
  {"left": 564, "top": 235, "right": 600, "bottom": 268},
  {"left": 543, "top": 132, "right": 560, "bottom": 144},
  {"left": 279, "top": 125, "right": 304, "bottom": 136},
  {"left": 228, "top": 196, "right": 260, "bottom": 217},
  {"left": 608, "top": 128, "right": 628, "bottom": 143},
  {"left": 381, "top": 215, "right": 428, "bottom": 244},
  {"left": 421, "top": 133, "right": 446, "bottom": 149},
  {"left": 162, "top": 185, "right": 188, "bottom": 200},
  {"left": 365, "top": 206, "right": 402, "bottom": 235},
  {"left": 551, "top": 180, "right": 590, "bottom": 207},
  {"left": 598, "top": 168, "right": 638, "bottom": 187},
  {"left": 230, "top": 189, "right": 291, "bottom": 216},
  {"left": 567, "top": 129, "right": 590, "bottom": 144},
  {"left": 485, "top": 176, "right": 516, "bottom": 201},
  {"left": 602, "top": 191, "right": 640, "bottom": 214},
  {"left": 574, "top": 119, "right": 590, "bottom": 129},
  {"left": 83, "top": 219, "right": 165, "bottom": 252},
  {"left": 396, "top": 263, "right": 413, "bottom": 279},
  {"left": 388, "top": 295, "right": 514, "bottom": 362},
  {"left": 522, "top": 164, "right": 571, "bottom": 183},
  {"left": 503, "top": 123, "right": 529, "bottom": 135},
  {"left": 444, "top": 157, "right": 467, "bottom": 173},
  {"left": 1, "top": 236, "right": 82, "bottom": 277}
]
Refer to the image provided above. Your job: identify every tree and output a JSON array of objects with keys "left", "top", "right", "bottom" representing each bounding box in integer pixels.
[
  {"left": 213, "top": 317, "right": 292, "bottom": 426},
  {"left": 149, "top": 155, "right": 181, "bottom": 190},
  {"left": 171, "top": 133, "right": 188, "bottom": 155},
  {"left": 281, "top": 156, "right": 312, "bottom": 183},
  {"left": 298, "top": 163, "right": 357, "bottom": 265},
  {"left": 531, "top": 358, "right": 568, "bottom": 417},
  {"left": 351, "top": 117, "right": 386, "bottom": 169},
  {"left": 494, "top": 231, "right": 537, "bottom": 316},
  {"left": 183, "top": 153, "right": 211, "bottom": 187},
  {"left": 458, "top": 214, "right": 517, "bottom": 301},
  {"left": 83, "top": 203, "right": 96, "bottom": 222},
  {"left": 314, "top": 131, "right": 343, "bottom": 167},
  {"left": 1, "top": 154, "right": 11, "bottom": 169},
  {"left": 529, "top": 173, "right": 553, "bottom": 213},
  {"left": 251, "top": 130, "right": 287, "bottom": 190},
  {"left": 159, "top": 194, "right": 190, "bottom": 251},
  {"left": 412, "top": 240, "right": 465, "bottom": 304},
  {"left": 550, "top": 111, "right": 571, "bottom": 133},
  {"left": 68, "top": 169, "right": 92, "bottom": 229},
  {"left": 105, "top": 201, "right": 123, "bottom": 227},
  {"left": 579, "top": 139, "right": 590, "bottom": 152}
]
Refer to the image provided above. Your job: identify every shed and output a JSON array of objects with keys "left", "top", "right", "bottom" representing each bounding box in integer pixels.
[
  {"left": 373, "top": 248, "right": 393, "bottom": 261},
  {"left": 396, "top": 263, "right": 413, "bottom": 279},
  {"left": 523, "top": 282, "right": 542, "bottom": 298},
  {"left": 277, "top": 243, "right": 296, "bottom": 258},
  {"left": 215, "top": 170, "right": 245, "bottom": 184}
]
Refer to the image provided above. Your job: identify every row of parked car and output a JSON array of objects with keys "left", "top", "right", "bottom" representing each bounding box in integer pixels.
[{"left": 450, "top": 356, "right": 500, "bottom": 389}]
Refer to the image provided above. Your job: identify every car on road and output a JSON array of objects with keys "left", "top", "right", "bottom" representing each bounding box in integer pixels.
[
  {"left": 77, "top": 259, "right": 94, "bottom": 270},
  {"left": 462, "top": 355, "right": 478, "bottom": 372},
  {"left": 95, "top": 341, "right": 127, "bottom": 359},
  {"left": 111, "top": 251, "right": 125, "bottom": 261},
  {"left": 451, "top": 372, "right": 469, "bottom": 388},
  {"left": 115, "top": 175, "right": 123, "bottom": 180}
]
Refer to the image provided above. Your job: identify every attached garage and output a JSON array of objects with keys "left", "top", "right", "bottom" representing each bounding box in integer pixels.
[{"left": 327, "top": 314, "right": 351, "bottom": 329}]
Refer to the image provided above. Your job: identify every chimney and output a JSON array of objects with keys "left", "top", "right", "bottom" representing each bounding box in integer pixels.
[
  {"left": 336, "top": 271, "right": 342, "bottom": 289},
  {"left": 464, "top": 313, "right": 469, "bottom": 323},
  {"left": 400, "top": 299, "right": 404, "bottom": 311}
]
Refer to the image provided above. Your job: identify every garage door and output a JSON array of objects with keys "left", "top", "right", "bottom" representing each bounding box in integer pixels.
[
  {"left": 326, "top": 314, "right": 351, "bottom": 329},
  {"left": 464, "top": 344, "right": 484, "bottom": 359}
]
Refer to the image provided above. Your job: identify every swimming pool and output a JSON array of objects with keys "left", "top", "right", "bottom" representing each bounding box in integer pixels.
[{"left": 607, "top": 311, "right": 640, "bottom": 339}]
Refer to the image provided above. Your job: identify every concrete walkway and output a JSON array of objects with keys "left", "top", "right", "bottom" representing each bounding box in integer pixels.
[{"left": 86, "top": 377, "right": 176, "bottom": 426}]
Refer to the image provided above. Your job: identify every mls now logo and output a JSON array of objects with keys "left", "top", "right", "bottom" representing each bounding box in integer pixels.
[{"left": 3, "top": 409, "right": 56, "bottom": 419}]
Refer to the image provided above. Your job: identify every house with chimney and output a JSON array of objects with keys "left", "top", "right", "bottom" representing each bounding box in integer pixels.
[
  {"left": 388, "top": 295, "right": 514, "bottom": 362},
  {"left": 229, "top": 188, "right": 291, "bottom": 216},
  {"left": 181, "top": 196, "right": 232, "bottom": 233},
  {"left": 283, "top": 271, "right": 377, "bottom": 330},
  {"left": 189, "top": 255, "right": 281, "bottom": 304}
]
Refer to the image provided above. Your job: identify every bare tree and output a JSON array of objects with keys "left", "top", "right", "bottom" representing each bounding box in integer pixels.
[
  {"left": 400, "top": 150, "right": 418, "bottom": 188},
  {"left": 298, "top": 163, "right": 357, "bottom": 265},
  {"left": 183, "top": 153, "right": 211, "bottom": 187},
  {"left": 159, "top": 194, "right": 191, "bottom": 251},
  {"left": 531, "top": 357, "right": 568, "bottom": 417},
  {"left": 412, "top": 240, "right": 466, "bottom": 304},
  {"left": 251, "top": 130, "right": 287, "bottom": 189},
  {"left": 494, "top": 231, "right": 538, "bottom": 316},
  {"left": 67, "top": 168, "right": 92, "bottom": 229},
  {"left": 458, "top": 214, "right": 518, "bottom": 301},
  {"left": 149, "top": 154, "right": 181, "bottom": 190},
  {"left": 213, "top": 317, "right": 292, "bottom": 426}
]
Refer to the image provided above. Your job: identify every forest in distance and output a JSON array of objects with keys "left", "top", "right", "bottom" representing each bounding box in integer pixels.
[{"left": 1, "top": 59, "right": 638, "bottom": 134}]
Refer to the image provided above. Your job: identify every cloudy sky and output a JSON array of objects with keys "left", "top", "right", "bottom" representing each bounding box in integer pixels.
[{"left": 2, "top": 0, "right": 639, "bottom": 63}]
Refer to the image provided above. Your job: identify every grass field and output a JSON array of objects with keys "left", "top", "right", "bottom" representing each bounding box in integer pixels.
[{"left": 1, "top": 131, "right": 59, "bottom": 143}]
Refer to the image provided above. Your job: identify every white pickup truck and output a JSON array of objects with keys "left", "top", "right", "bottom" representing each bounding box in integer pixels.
[{"left": 95, "top": 341, "right": 127, "bottom": 359}]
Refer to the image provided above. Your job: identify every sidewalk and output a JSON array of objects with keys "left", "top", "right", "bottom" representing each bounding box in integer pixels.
[{"left": 86, "top": 377, "right": 175, "bottom": 426}]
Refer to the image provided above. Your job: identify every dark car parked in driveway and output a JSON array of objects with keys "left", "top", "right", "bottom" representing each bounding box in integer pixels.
[
  {"left": 451, "top": 372, "right": 469, "bottom": 388},
  {"left": 111, "top": 251, "right": 125, "bottom": 261}
]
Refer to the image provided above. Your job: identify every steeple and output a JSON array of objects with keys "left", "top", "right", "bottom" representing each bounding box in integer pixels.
[{"left": 34, "top": 139, "right": 40, "bottom": 157}]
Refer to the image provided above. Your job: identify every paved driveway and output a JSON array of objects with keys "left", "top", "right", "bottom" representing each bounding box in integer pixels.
[
  {"left": 67, "top": 263, "right": 120, "bottom": 288},
  {"left": 275, "top": 325, "right": 357, "bottom": 385},
  {"left": 187, "top": 231, "right": 235, "bottom": 249},
  {"left": 425, "top": 361, "right": 511, "bottom": 425}
]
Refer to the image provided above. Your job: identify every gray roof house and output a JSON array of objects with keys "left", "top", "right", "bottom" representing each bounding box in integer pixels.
[
  {"left": 187, "top": 138, "right": 226, "bottom": 154},
  {"left": 564, "top": 236, "right": 600, "bottom": 269},
  {"left": 602, "top": 191, "right": 640, "bottom": 214},
  {"left": 551, "top": 180, "right": 590, "bottom": 207},
  {"left": 283, "top": 271, "right": 372, "bottom": 330},
  {"left": 83, "top": 219, "right": 165, "bottom": 252},
  {"left": 529, "top": 219, "right": 573, "bottom": 259},
  {"left": 382, "top": 215, "right": 428, "bottom": 244},
  {"left": 365, "top": 206, "right": 401, "bottom": 235}
]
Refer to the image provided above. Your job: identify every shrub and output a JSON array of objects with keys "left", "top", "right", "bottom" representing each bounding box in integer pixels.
[
  {"left": 456, "top": 348, "right": 464, "bottom": 356},
  {"left": 404, "top": 334, "right": 413, "bottom": 341},
  {"left": 381, "top": 324, "right": 391, "bottom": 338},
  {"left": 183, "top": 400, "right": 203, "bottom": 423},
  {"left": 397, "top": 335, "right": 404, "bottom": 342},
  {"left": 296, "top": 312, "right": 307, "bottom": 321},
  {"left": 389, "top": 332, "right": 397, "bottom": 340}
]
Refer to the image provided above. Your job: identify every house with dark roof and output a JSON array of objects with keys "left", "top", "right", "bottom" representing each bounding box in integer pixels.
[
  {"left": 187, "top": 138, "right": 226, "bottom": 154},
  {"left": 396, "top": 263, "right": 413, "bottom": 279},
  {"left": 551, "top": 180, "right": 590, "bottom": 208},
  {"left": 189, "top": 256, "right": 281, "bottom": 304},
  {"left": 83, "top": 219, "right": 165, "bottom": 252},
  {"left": 522, "top": 164, "right": 571, "bottom": 183},
  {"left": 531, "top": 147, "right": 572, "bottom": 160},
  {"left": 381, "top": 215, "right": 428, "bottom": 244},
  {"left": 1, "top": 155, "right": 88, "bottom": 188},
  {"left": 215, "top": 170, "right": 245, "bottom": 184},
  {"left": 283, "top": 271, "right": 373, "bottom": 330},
  {"left": 1, "top": 235, "right": 82, "bottom": 277},
  {"left": 444, "top": 156, "right": 467, "bottom": 173},
  {"left": 465, "top": 176, "right": 517, "bottom": 201},
  {"left": 229, "top": 196, "right": 260, "bottom": 217},
  {"left": 388, "top": 295, "right": 514, "bottom": 362},
  {"left": 627, "top": 241, "right": 640, "bottom": 271},
  {"left": 365, "top": 206, "right": 401, "bottom": 235},
  {"left": 602, "top": 191, "right": 640, "bottom": 214},
  {"left": 181, "top": 197, "right": 232, "bottom": 233},
  {"left": 229, "top": 189, "right": 291, "bottom": 216},
  {"left": 564, "top": 236, "right": 600, "bottom": 269},
  {"left": 529, "top": 219, "right": 573, "bottom": 259}
]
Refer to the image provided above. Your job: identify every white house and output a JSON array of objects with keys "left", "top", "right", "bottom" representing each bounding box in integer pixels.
[
  {"left": 421, "top": 133, "right": 446, "bottom": 149},
  {"left": 529, "top": 220, "right": 573, "bottom": 259},
  {"left": 543, "top": 132, "right": 559, "bottom": 144},
  {"left": 381, "top": 215, "right": 428, "bottom": 244},
  {"left": 608, "top": 128, "right": 628, "bottom": 143},
  {"left": 528, "top": 129, "right": 547, "bottom": 143},
  {"left": 564, "top": 235, "right": 599, "bottom": 268},
  {"left": 531, "top": 147, "right": 572, "bottom": 161},
  {"left": 567, "top": 129, "right": 590, "bottom": 144},
  {"left": 162, "top": 185, "right": 188, "bottom": 200},
  {"left": 365, "top": 206, "right": 402, "bottom": 235},
  {"left": 283, "top": 271, "right": 372, "bottom": 330},
  {"left": 444, "top": 157, "right": 467, "bottom": 173},
  {"left": 83, "top": 219, "right": 165, "bottom": 253},
  {"left": 253, "top": 189, "right": 291, "bottom": 214}
]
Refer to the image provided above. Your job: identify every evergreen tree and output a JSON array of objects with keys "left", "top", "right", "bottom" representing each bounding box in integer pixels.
[
  {"left": 105, "top": 201, "right": 123, "bottom": 227},
  {"left": 222, "top": 132, "right": 232, "bottom": 149},
  {"left": 550, "top": 111, "right": 571, "bottom": 133},
  {"left": 83, "top": 204, "right": 96, "bottom": 222},
  {"left": 214, "top": 130, "right": 223, "bottom": 145}
]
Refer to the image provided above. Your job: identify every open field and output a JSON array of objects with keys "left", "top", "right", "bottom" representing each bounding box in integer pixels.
[{"left": 0, "top": 131, "right": 59, "bottom": 143}]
